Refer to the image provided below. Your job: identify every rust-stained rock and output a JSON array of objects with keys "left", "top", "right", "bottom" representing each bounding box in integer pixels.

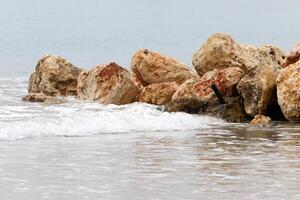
[
  {"left": 166, "top": 67, "right": 243, "bottom": 112},
  {"left": 131, "top": 49, "right": 198, "bottom": 86},
  {"left": 249, "top": 115, "right": 271, "bottom": 125},
  {"left": 22, "top": 93, "right": 66, "bottom": 104},
  {"left": 192, "top": 33, "right": 285, "bottom": 76},
  {"left": 139, "top": 82, "right": 179, "bottom": 105},
  {"left": 282, "top": 43, "right": 300, "bottom": 68},
  {"left": 77, "top": 62, "right": 139, "bottom": 105},
  {"left": 28, "top": 55, "right": 82, "bottom": 96},
  {"left": 237, "top": 66, "right": 276, "bottom": 117},
  {"left": 277, "top": 61, "right": 300, "bottom": 121}
]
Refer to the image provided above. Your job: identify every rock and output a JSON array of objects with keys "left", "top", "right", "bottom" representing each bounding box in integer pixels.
[
  {"left": 130, "top": 73, "right": 144, "bottom": 101},
  {"left": 166, "top": 67, "right": 243, "bottom": 113},
  {"left": 282, "top": 43, "right": 300, "bottom": 68},
  {"left": 77, "top": 62, "right": 139, "bottom": 105},
  {"left": 28, "top": 55, "right": 82, "bottom": 96},
  {"left": 249, "top": 115, "right": 271, "bottom": 125},
  {"left": 199, "top": 97, "right": 248, "bottom": 123},
  {"left": 139, "top": 82, "right": 179, "bottom": 105},
  {"left": 192, "top": 33, "right": 285, "bottom": 76},
  {"left": 277, "top": 61, "right": 300, "bottom": 121},
  {"left": 237, "top": 66, "right": 276, "bottom": 117},
  {"left": 131, "top": 49, "right": 198, "bottom": 86},
  {"left": 22, "top": 93, "right": 66, "bottom": 103}
]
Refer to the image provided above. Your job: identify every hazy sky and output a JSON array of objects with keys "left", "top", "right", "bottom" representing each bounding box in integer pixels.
[{"left": 0, "top": 0, "right": 299, "bottom": 76}]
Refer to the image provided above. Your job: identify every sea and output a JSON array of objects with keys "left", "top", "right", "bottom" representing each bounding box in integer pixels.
[{"left": 0, "top": 0, "right": 300, "bottom": 199}]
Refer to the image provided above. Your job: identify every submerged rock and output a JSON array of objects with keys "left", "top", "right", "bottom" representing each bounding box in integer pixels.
[
  {"left": 28, "top": 55, "right": 82, "bottom": 96},
  {"left": 139, "top": 82, "right": 179, "bottom": 105},
  {"left": 237, "top": 66, "right": 276, "bottom": 117},
  {"left": 131, "top": 49, "right": 198, "bottom": 86},
  {"left": 166, "top": 67, "right": 243, "bottom": 113},
  {"left": 249, "top": 115, "right": 271, "bottom": 125},
  {"left": 22, "top": 93, "right": 66, "bottom": 103},
  {"left": 277, "top": 61, "right": 300, "bottom": 121},
  {"left": 199, "top": 97, "right": 248, "bottom": 123},
  {"left": 77, "top": 62, "right": 139, "bottom": 105},
  {"left": 192, "top": 33, "right": 285, "bottom": 76},
  {"left": 282, "top": 43, "right": 300, "bottom": 68}
]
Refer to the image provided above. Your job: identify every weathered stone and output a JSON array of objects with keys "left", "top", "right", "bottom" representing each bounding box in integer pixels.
[
  {"left": 237, "top": 66, "right": 276, "bottom": 117},
  {"left": 28, "top": 55, "right": 82, "bottom": 96},
  {"left": 199, "top": 97, "right": 248, "bottom": 123},
  {"left": 282, "top": 43, "right": 300, "bottom": 68},
  {"left": 249, "top": 115, "right": 271, "bottom": 125},
  {"left": 166, "top": 67, "right": 243, "bottom": 112},
  {"left": 139, "top": 82, "right": 179, "bottom": 105},
  {"left": 77, "top": 62, "right": 139, "bottom": 105},
  {"left": 277, "top": 61, "right": 300, "bottom": 121},
  {"left": 131, "top": 49, "right": 198, "bottom": 86},
  {"left": 22, "top": 93, "right": 66, "bottom": 104},
  {"left": 192, "top": 33, "right": 285, "bottom": 76}
]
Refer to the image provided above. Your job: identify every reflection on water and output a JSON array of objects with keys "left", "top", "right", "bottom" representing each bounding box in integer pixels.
[{"left": 0, "top": 124, "right": 299, "bottom": 200}]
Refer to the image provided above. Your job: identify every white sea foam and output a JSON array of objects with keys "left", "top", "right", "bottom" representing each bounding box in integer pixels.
[{"left": 0, "top": 77, "right": 224, "bottom": 140}]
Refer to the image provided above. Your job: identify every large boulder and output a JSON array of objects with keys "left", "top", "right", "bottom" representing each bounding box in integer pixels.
[
  {"left": 28, "top": 55, "right": 82, "bottom": 96},
  {"left": 277, "top": 61, "right": 300, "bottom": 121},
  {"left": 77, "top": 62, "right": 139, "bottom": 105},
  {"left": 166, "top": 67, "right": 243, "bottom": 113},
  {"left": 139, "top": 82, "right": 179, "bottom": 105},
  {"left": 282, "top": 43, "right": 300, "bottom": 68},
  {"left": 192, "top": 33, "right": 285, "bottom": 76},
  {"left": 237, "top": 66, "right": 276, "bottom": 117},
  {"left": 131, "top": 49, "right": 198, "bottom": 86}
]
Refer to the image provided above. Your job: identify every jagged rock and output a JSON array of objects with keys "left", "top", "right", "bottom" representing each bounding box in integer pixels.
[
  {"left": 277, "top": 61, "right": 300, "bottom": 121},
  {"left": 139, "top": 82, "right": 179, "bottom": 105},
  {"left": 28, "top": 55, "right": 82, "bottom": 96},
  {"left": 77, "top": 62, "right": 139, "bottom": 105},
  {"left": 166, "top": 67, "right": 243, "bottom": 113},
  {"left": 199, "top": 97, "right": 248, "bottom": 123},
  {"left": 192, "top": 33, "right": 285, "bottom": 76},
  {"left": 130, "top": 73, "right": 144, "bottom": 101},
  {"left": 22, "top": 93, "right": 66, "bottom": 103},
  {"left": 131, "top": 49, "right": 198, "bottom": 86},
  {"left": 237, "top": 66, "right": 276, "bottom": 117},
  {"left": 249, "top": 115, "right": 271, "bottom": 125},
  {"left": 282, "top": 43, "right": 300, "bottom": 68}
]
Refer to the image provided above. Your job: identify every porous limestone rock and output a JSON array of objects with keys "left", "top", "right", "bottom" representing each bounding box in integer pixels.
[
  {"left": 131, "top": 49, "right": 198, "bottom": 86},
  {"left": 139, "top": 82, "right": 179, "bottom": 105},
  {"left": 166, "top": 67, "right": 243, "bottom": 113},
  {"left": 237, "top": 66, "right": 276, "bottom": 117},
  {"left": 28, "top": 55, "right": 82, "bottom": 96},
  {"left": 77, "top": 62, "right": 138, "bottom": 105},
  {"left": 192, "top": 33, "right": 285, "bottom": 76},
  {"left": 22, "top": 93, "right": 66, "bottom": 104},
  {"left": 277, "top": 61, "right": 300, "bottom": 121},
  {"left": 249, "top": 115, "right": 271, "bottom": 125},
  {"left": 282, "top": 43, "right": 300, "bottom": 68}
]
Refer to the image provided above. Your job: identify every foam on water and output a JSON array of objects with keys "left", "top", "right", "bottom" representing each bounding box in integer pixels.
[{"left": 0, "top": 77, "right": 224, "bottom": 140}]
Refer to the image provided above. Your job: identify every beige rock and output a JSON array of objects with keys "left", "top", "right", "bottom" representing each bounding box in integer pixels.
[
  {"left": 28, "top": 55, "right": 82, "bottom": 96},
  {"left": 249, "top": 115, "right": 271, "bottom": 125},
  {"left": 277, "top": 61, "right": 300, "bottom": 121},
  {"left": 139, "top": 82, "right": 179, "bottom": 105},
  {"left": 282, "top": 43, "right": 300, "bottom": 68},
  {"left": 237, "top": 66, "right": 276, "bottom": 117},
  {"left": 192, "top": 33, "right": 285, "bottom": 76},
  {"left": 22, "top": 93, "right": 66, "bottom": 104},
  {"left": 77, "top": 62, "right": 139, "bottom": 105},
  {"left": 166, "top": 67, "right": 243, "bottom": 112},
  {"left": 131, "top": 49, "right": 198, "bottom": 86}
]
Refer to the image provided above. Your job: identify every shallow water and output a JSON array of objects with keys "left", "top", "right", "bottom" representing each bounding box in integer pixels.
[{"left": 1, "top": 78, "right": 300, "bottom": 200}]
